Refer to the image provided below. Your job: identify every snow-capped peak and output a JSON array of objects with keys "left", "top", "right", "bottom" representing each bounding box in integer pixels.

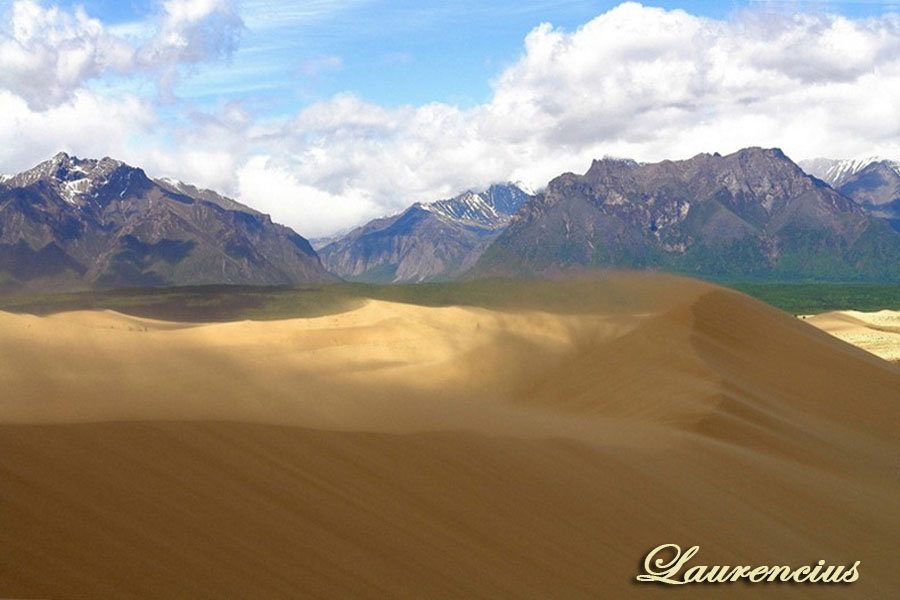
[
  {"left": 424, "top": 191, "right": 492, "bottom": 223},
  {"left": 826, "top": 156, "right": 881, "bottom": 185},
  {"left": 4, "top": 152, "right": 132, "bottom": 206},
  {"left": 800, "top": 156, "right": 900, "bottom": 187},
  {"left": 420, "top": 183, "right": 532, "bottom": 229}
]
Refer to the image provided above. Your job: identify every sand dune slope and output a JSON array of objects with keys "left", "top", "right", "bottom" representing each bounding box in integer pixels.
[{"left": 0, "top": 275, "right": 897, "bottom": 598}]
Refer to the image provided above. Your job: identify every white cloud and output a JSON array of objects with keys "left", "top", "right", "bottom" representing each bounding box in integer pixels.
[
  {"left": 237, "top": 155, "right": 382, "bottom": 238},
  {"left": 483, "top": 3, "right": 900, "bottom": 162},
  {"left": 138, "top": 0, "right": 242, "bottom": 97},
  {"left": 0, "top": 89, "right": 154, "bottom": 172},
  {"left": 0, "top": 1, "right": 134, "bottom": 108},
  {"left": 0, "top": 0, "right": 242, "bottom": 108}
]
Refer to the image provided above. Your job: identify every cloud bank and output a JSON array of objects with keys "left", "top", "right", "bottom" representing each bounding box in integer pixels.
[{"left": 1, "top": 1, "right": 900, "bottom": 237}]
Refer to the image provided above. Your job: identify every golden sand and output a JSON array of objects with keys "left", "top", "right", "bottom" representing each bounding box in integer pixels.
[
  {"left": 805, "top": 309, "right": 900, "bottom": 362},
  {"left": 0, "top": 275, "right": 897, "bottom": 598}
]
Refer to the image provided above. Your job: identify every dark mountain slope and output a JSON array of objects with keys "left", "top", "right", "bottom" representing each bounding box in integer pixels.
[
  {"left": 472, "top": 148, "right": 900, "bottom": 281},
  {"left": 0, "top": 153, "right": 335, "bottom": 292},
  {"left": 835, "top": 162, "right": 900, "bottom": 231},
  {"left": 319, "top": 184, "right": 533, "bottom": 282}
]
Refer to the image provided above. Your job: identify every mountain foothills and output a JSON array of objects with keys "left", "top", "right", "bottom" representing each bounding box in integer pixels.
[
  {"left": 472, "top": 148, "right": 900, "bottom": 281},
  {"left": 318, "top": 184, "right": 533, "bottom": 282},
  {"left": 0, "top": 153, "right": 334, "bottom": 292},
  {"left": 800, "top": 157, "right": 900, "bottom": 231}
]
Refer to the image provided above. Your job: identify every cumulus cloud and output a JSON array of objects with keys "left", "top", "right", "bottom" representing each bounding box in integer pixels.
[
  {"left": 138, "top": 0, "right": 242, "bottom": 97},
  {"left": 237, "top": 155, "right": 383, "bottom": 238},
  {"left": 0, "top": 1, "right": 134, "bottom": 108},
  {"left": 0, "top": 89, "right": 154, "bottom": 172},
  {"left": 485, "top": 3, "right": 900, "bottom": 165},
  {"left": 0, "top": 0, "right": 241, "bottom": 108}
]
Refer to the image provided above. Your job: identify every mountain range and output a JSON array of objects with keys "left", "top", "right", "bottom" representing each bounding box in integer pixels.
[
  {"left": 800, "top": 157, "right": 900, "bottom": 230},
  {"left": 318, "top": 183, "right": 533, "bottom": 282},
  {"left": 3, "top": 148, "right": 900, "bottom": 293},
  {"left": 0, "top": 153, "right": 334, "bottom": 292},
  {"left": 472, "top": 148, "right": 900, "bottom": 281}
]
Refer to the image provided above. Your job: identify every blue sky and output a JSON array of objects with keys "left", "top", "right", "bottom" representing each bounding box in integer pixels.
[
  {"left": 1, "top": 0, "right": 899, "bottom": 236},
  {"left": 33, "top": 0, "right": 900, "bottom": 112}
]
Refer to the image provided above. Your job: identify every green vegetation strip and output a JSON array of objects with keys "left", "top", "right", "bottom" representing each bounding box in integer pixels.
[
  {"left": 729, "top": 282, "right": 900, "bottom": 315},
  {"left": 0, "top": 277, "right": 677, "bottom": 321},
  {"left": 0, "top": 278, "right": 896, "bottom": 322}
]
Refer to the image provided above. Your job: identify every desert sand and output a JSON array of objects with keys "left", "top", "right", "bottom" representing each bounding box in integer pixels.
[
  {"left": 0, "top": 274, "right": 898, "bottom": 598},
  {"left": 805, "top": 309, "right": 900, "bottom": 363}
]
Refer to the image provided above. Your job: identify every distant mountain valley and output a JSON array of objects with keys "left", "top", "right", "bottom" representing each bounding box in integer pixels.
[{"left": 318, "top": 183, "right": 534, "bottom": 282}]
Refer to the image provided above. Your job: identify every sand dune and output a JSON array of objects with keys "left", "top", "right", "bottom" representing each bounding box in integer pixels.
[
  {"left": 0, "top": 274, "right": 898, "bottom": 598},
  {"left": 805, "top": 309, "right": 900, "bottom": 362}
]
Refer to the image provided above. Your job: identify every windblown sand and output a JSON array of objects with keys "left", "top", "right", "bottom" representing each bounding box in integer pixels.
[
  {"left": 805, "top": 309, "right": 900, "bottom": 363},
  {"left": 0, "top": 275, "right": 897, "bottom": 598}
]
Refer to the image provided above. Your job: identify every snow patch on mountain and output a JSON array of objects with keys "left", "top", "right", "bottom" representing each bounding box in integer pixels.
[
  {"left": 419, "top": 183, "right": 534, "bottom": 230},
  {"left": 512, "top": 180, "right": 536, "bottom": 195},
  {"left": 426, "top": 192, "right": 501, "bottom": 225},
  {"left": 61, "top": 177, "right": 93, "bottom": 205},
  {"left": 4, "top": 152, "right": 131, "bottom": 207},
  {"left": 158, "top": 176, "right": 182, "bottom": 187},
  {"left": 156, "top": 176, "right": 193, "bottom": 194},
  {"left": 825, "top": 157, "right": 882, "bottom": 186}
]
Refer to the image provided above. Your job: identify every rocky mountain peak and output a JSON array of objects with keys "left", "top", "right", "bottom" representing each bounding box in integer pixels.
[
  {"left": 799, "top": 156, "right": 898, "bottom": 188},
  {"left": 803, "top": 156, "right": 900, "bottom": 230},
  {"left": 318, "top": 182, "right": 535, "bottom": 283},
  {"left": 6, "top": 153, "right": 148, "bottom": 206},
  {"left": 584, "top": 157, "right": 640, "bottom": 181},
  {"left": 734, "top": 146, "right": 786, "bottom": 160},
  {"left": 588, "top": 156, "right": 640, "bottom": 169},
  {"left": 421, "top": 183, "right": 532, "bottom": 229},
  {"left": 718, "top": 147, "right": 820, "bottom": 201},
  {"left": 0, "top": 152, "right": 333, "bottom": 291},
  {"left": 571, "top": 147, "right": 818, "bottom": 211},
  {"left": 472, "top": 146, "right": 896, "bottom": 281}
]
